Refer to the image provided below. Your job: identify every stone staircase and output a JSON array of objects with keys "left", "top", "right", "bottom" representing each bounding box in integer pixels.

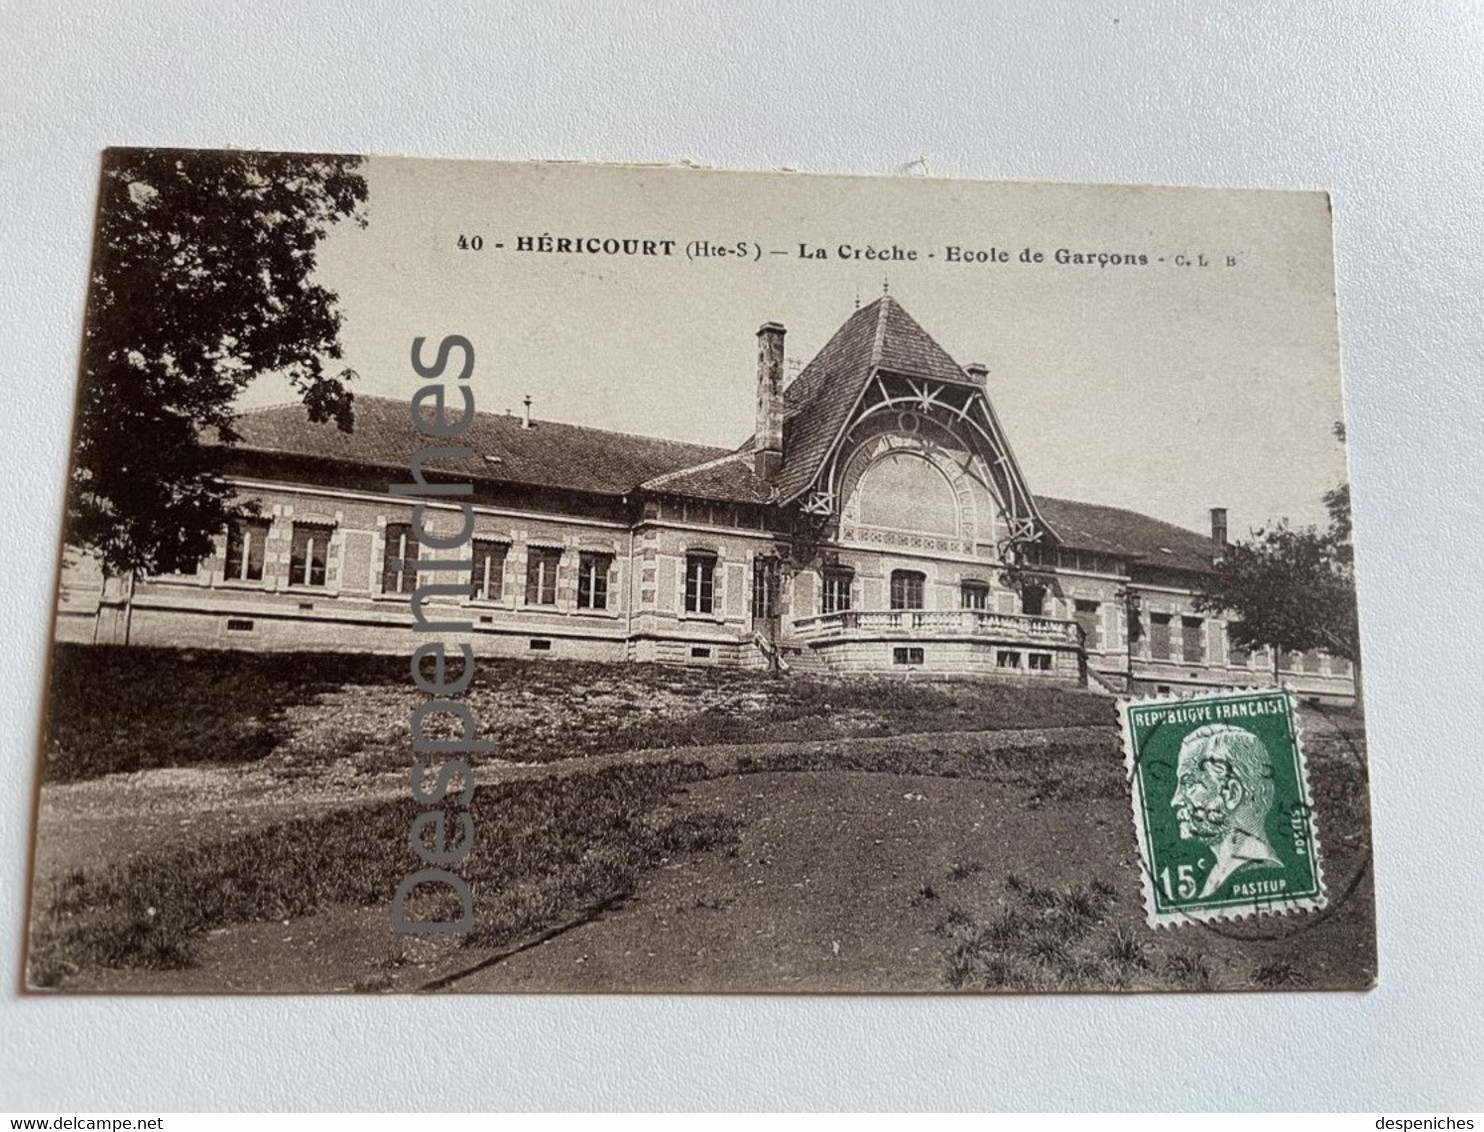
[{"left": 1084, "top": 666, "right": 1126, "bottom": 696}]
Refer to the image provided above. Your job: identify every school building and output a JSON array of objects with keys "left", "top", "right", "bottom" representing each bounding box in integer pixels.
[{"left": 54, "top": 296, "right": 1356, "bottom": 702}]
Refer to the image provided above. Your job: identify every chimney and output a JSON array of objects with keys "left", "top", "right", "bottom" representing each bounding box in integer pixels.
[
  {"left": 754, "top": 322, "right": 785, "bottom": 480},
  {"left": 965, "top": 362, "right": 989, "bottom": 387},
  {"left": 1210, "top": 506, "right": 1228, "bottom": 548},
  {"left": 521, "top": 395, "right": 534, "bottom": 429}
]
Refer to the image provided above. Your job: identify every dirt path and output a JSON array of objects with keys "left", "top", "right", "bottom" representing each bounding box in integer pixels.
[
  {"left": 30, "top": 725, "right": 1112, "bottom": 888},
  {"left": 60, "top": 764, "right": 1129, "bottom": 994}
]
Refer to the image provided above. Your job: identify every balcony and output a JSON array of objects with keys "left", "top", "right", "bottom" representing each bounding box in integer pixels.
[{"left": 789, "top": 608, "right": 1082, "bottom": 647}]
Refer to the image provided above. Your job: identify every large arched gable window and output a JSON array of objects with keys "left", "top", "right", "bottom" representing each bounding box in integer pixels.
[{"left": 856, "top": 452, "right": 959, "bottom": 535}]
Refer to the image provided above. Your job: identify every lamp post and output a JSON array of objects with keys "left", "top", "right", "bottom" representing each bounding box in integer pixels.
[{"left": 1116, "top": 586, "right": 1142, "bottom": 693}]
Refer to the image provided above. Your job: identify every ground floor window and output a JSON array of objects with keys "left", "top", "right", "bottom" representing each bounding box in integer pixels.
[
  {"left": 960, "top": 581, "right": 990, "bottom": 610},
  {"left": 892, "top": 646, "right": 924, "bottom": 665},
  {"left": 1020, "top": 584, "right": 1046, "bottom": 617},
  {"left": 577, "top": 551, "right": 612, "bottom": 610},
  {"left": 1149, "top": 613, "right": 1172, "bottom": 660},
  {"left": 472, "top": 540, "right": 507, "bottom": 601},
  {"left": 526, "top": 547, "right": 561, "bottom": 605},
  {"left": 996, "top": 649, "right": 1022, "bottom": 669},
  {"left": 1028, "top": 652, "right": 1053, "bottom": 672},
  {"left": 751, "top": 556, "right": 779, "bottom": 620},
  {"left": 1074, "top": 599, "right": 1101, "bottom": 649},
  {"left": 289, "top": 522, "right": 333, "bottom": 588},
  {"left": 1227, "top": 628, "right": 1250, "bottom": 667},
  {"left": 685, "top": 552, "right": 716, "bottom": 614},
  {"left": 381, "top": 522, "right": 419, "bottom": 595},
  {"left": 821, "top": 568, "right": 853, "bottom": 614},
  {"left": 224, "top": 517, "right": 271, "bottom": 582},
  {"left": 1181, "top": 616, "right": 1204, "bottom": 664},
  {"left": 890, "top": 569, "right": 925, "bottom": 610}
]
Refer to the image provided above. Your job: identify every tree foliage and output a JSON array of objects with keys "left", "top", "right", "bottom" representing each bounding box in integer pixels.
[
  {"left": 68, "top": 148, "right": 368, "bottom": 577},
  {"left": 1195, "top": 432, "right": 1358, "bottom": 665}
]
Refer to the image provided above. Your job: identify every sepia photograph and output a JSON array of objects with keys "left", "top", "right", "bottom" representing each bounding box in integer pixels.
[{"left": 26, "top": 149, "right": 1374, "bottom": 994}]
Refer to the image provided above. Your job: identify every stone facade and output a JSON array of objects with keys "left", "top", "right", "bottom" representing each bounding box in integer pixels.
[{"left": 55, "top": 297, "right": 1357, "bottom": 704}]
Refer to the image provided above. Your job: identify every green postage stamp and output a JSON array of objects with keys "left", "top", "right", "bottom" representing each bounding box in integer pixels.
[{"left": 1119, "top": 688, "right": 1327, "bottom": 928}]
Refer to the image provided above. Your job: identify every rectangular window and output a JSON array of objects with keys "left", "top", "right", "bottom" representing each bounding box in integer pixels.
[
  {"left": 996, "top": 650, "right": 1022, "bottom": 669},
  {"left": 1074, "top": 599, "right": 1102, "bottom": 649},
  {"left": 960, "top": 582, "right": 990, "bottom": 611},
  {"left": 577, "top": 552, "right": 612, "bottom": 610},
  {"left": 289, "top": 523, "right": 332, "bottom": 588},
  {"left": 751, "top": 557, "right": 779, "bottom": 620},
  {"left": 684, "top": 553, "right": 716, "bottom": 614},
  {"left": 892, "top": 646, "right": 925, "bottom": 666},
  {"left": 1020, "top": 585, "right": 1046, "bottom": 617},
  {"left": 1228, "top": 629, "right": 1250, "bottom": 668},
  {"left": 890, "top": 570, "right": 925, "bottom": 610},
  {"left": 224, "top": 517, "right": 271, "bottom": 582},
  {"left": 471, "top": 540, "right": 507, "bottom": 602},
  {"left": 821, "top": 569, "right": 853, "bottom": 615},
  {"left": 525, "top": 547, "right": 561, "bottom": 605},
  {"left": 381, "top": 522, "right": 419, "bottom": 595},
  {"left": 1028, "top": 652, "right": 1052, "bottom": 672},
  {"left": 1149, "top": 613, "right": 1172, "bottom": 660},
  {"left": 1181, "top": 616, "right": 1204, "bottom": 664}
]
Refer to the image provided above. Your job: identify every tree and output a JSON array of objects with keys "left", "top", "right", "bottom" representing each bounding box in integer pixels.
[
  {"left": 1195, "top": 425, "right": 1360, "bottom": 703},
  {"left": 67, "top": 148, "right": 368, "bottom": 580}
]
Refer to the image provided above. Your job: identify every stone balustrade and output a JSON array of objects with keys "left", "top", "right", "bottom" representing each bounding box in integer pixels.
[{"left": 790, "top": 608, "right": 1082, "bottom": 645}]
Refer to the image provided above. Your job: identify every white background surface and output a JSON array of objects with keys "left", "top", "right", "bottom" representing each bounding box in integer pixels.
[{"left": 2, "top": 0, "right": 1481, "bottom": 1112}]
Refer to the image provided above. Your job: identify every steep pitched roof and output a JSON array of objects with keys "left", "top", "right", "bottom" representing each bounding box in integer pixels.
[
  {"left": 776, "top": 296, "right": 979, "bottom": 501},
  {"left": 213, "top": 345, "right": 1218, "bottom": 575},
  {"left": 218, "top": 394, "right": 727, "bottom": 496},
  {"left": 1037, "top": 496, "right": 1217, "bottom": 574}
]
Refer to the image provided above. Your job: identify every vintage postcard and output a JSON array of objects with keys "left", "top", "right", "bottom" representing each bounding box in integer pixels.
[{"left": 26, "top": 150, "right": 1374, "bottom": 993}]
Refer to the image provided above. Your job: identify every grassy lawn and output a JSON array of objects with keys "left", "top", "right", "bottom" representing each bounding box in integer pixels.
[
  {"left": 730, "top": 728, "right": 1373, "bottom": 992},
  {"left": 29, "top": 645, "right": 1372, "bottom": 992},
  {"left": 40, "top": 643, "right": 1114, "bottom": 783},
  {"left": 40, "top": 645, "right": 361, "bottom": 782}
]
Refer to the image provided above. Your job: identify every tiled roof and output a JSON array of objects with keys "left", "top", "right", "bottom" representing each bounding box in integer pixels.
[
  {"left": 641, "top": 452, "right": 777, "bottom": 503},
  {"left": 1037, "top": 496, "right": 1216, "bottom": 573},
  {"left": 776, "top": 296, "right": 979, "bottom": 502},
  {"left": 218, "top": 394, "right": 728, "bottom": 496},
  {"left": 214, "top": 316, "right": 1217, "bottom": 574}
]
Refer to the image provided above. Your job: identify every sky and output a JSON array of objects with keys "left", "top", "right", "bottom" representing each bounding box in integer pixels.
[{"left": 238, "top": 156, "right": 1351, "bottom": 537}]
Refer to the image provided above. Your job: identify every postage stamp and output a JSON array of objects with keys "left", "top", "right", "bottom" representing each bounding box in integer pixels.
[{"left": 1119, "top": 687, "right": 1327, "bottom": 928}]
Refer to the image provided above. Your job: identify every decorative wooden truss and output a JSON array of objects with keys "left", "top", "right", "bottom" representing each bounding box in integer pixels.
[{"left": 804, "top": 370, "right": 1053, "bottom": 549}]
